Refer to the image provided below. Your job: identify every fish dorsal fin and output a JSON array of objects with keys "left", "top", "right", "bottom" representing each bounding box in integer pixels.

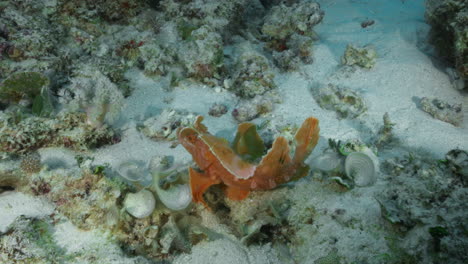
[
  {"left": 193, "top": 115, "right": 208, "bottom": 133},
  {"left": 187, "top": 116, "right": 256, "bottom": 180},
  {"left": 293, "top": 117, "right": 320, "bottom": 164},
  {"left": 232, "top": 123, "right": 265, "bottom": 162},
  {"left": 199, "top": 133, "right": 257, "bottom": 180},
  {"left": 253, "top": 136, "right": 292, "bottom": 187}
]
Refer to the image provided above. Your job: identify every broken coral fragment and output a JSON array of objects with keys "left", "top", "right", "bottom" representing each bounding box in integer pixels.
[
  {"left": 140, "top": 109, "right": 196, "bottom": 141},
  {"left": 272, "top": 34, "right": 315, "bottom": 71},
  {"left": 426, "top": 0, "right": 467, "bottom": 90},
  {"left": 208, "top": 103, "right": 228, "bottom": 117},
  {"left": 230, "top": 48, "right": 276, "bottom": 98},
  {"left": 312, "top": 84, "right": 367, "bottom": 119},
  {"left": 420, "top": 97, "right": 463, "bottom": 126},
  {"left": 177, "top": 115, "right": 320, "bottom": 207},
  {"left": 232, "top": 91, "right": 281, "bottom": 122},
  {"left": 262, "top": 0, "right": 324, "bottom": 41},
  {"left": 341, "top": 44, "right": 376, "bottom": 69},
  {"left": 261, "top": 0, "right": 323, "bottom": 70}
]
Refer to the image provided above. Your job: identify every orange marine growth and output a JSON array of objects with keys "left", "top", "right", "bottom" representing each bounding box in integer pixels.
[{"left": 177, "top": 116, "right": 320, "bottom": 207}]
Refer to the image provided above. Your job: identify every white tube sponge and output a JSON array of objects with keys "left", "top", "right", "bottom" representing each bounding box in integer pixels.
[{"left": 123, "top": 189, "right": 156, "bottom": 219}]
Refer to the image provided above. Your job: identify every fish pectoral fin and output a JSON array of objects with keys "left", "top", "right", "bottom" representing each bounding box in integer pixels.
[
  {"left": 189, "top": 167, "right": 219, "bottom": 208},
  {"left": 224, "top": 185, "right": 250, "bottom": 201}
]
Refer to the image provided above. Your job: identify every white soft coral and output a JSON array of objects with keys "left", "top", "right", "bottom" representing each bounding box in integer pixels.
[{"left": 58, "top": 65, "right": 124, "bottom": 127}]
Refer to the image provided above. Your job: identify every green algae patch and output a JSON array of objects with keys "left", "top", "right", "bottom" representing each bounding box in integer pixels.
[{"left": 0, "top": 72, "right": 49, "bottom": 104}]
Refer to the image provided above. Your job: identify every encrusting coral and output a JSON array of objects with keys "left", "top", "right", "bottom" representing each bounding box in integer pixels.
[
  {"left": 341, "top": 44, "right": 376, "bottom": 69},
  {"left": 419, "top": 97, "right": 463, "bottom": 126},
  {"left": 177, "top": 116, "right": 320, "bottom": 207},
  {"left": 425, "top": 0, "right": 467, "bottom": 90},
  {"left": 311, "top": 83, "right": 367, "bottom": 119}
]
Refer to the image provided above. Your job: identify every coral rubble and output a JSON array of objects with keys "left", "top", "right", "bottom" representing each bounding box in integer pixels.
[
  {"left": 262, "top": 0, "right": 324, "bottom": 70},
  {"left": 139, "top": 109, "right": 197, "bottom": 141},
  {"left": 379, "top": 151, "right": 468, "bottom": 263},
  {"left": 232, "top": 91, "right": 281, "bottom": 122},
  {"left": 230, "top": 47, "right": 276, "bottom": 98},
  {"left": 419, "top": 97, "right": 463, "bottom": 126},
  {"left": 0, "top": 112, "right": 118, "bottom": 157},
  {"left": 311, "top": 83, "right": 367, "bottom": 119},
  {"left": 426, "top": 0, "right": 467, "bottom": 90},
  {"left": 341, "top": 44, "right": 377, "bottom": 69},
  {"left": 208, "top": 102, "right": 228, "bottom": 117}
]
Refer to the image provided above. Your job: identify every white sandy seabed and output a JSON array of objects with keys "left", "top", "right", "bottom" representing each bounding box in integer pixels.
[{"left": 1, "top": 0, "right": 467, "bottom": 263}]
